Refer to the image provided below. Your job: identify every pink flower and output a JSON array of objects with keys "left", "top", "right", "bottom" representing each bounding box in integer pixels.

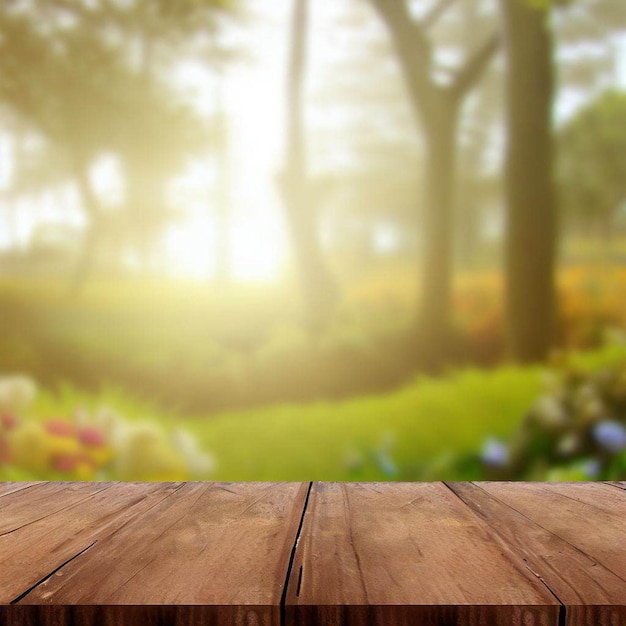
[
  {"left": 77, "top": 425, "right": 106, "bottom": 447},
  {"left": 44, "top": 419, "right": 76, "bottom": 437},
  {"left": 51, "top": 454, "right": 79, "bottom": 473},
  {"left": 0, "top": 413, "right": 18, "bottom": 430}
]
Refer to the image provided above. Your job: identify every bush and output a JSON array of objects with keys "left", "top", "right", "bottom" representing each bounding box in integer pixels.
[{"left": 454, "top": 354, "right": 626, "bottom": 480}]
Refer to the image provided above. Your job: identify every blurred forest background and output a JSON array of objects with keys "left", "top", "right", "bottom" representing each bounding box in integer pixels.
[{"left": 1, "top": 0, "right": 626, "bottom": 482}]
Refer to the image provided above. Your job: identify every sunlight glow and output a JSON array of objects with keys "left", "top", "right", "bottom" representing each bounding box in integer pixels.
[{"left": 163, "top": 210, "right": 284, "bottom": 281}]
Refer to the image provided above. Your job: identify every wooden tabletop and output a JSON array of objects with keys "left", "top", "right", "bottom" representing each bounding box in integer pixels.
[{"left": 0, "top": 482, "right": 624, "bottom": 626}]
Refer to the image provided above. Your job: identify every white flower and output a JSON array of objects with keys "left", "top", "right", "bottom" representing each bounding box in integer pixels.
[
  {"left": 94, "top": 406, "right": 129, "bottom": 447},
  {"left": 532, "top": 395, "right": 569, "bottom": 431},
  {"left": 171, "top": 428, "right": 215, "bottom": 477},
  {"left": 556, "top": 433, "right": 581, "bottom": 457},
  {"left": 0, "top": 375, "right": 37, "bottom": 414}
]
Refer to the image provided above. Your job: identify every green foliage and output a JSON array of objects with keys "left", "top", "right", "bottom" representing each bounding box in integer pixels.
[
  {"left": 464, "top": 350, "right": 626, "bottom": 480},
  {"left": 0, "top": 11, "right": 208, "bottom": 171},
  {"left": 2, "top": 345, "right": 623, "bottom": 481},
  {"left": 557, "top": 89, "right": 626, "bottom": 231},
  {"left": 2, "top": 267, "right": 626, "bottom": 415}
]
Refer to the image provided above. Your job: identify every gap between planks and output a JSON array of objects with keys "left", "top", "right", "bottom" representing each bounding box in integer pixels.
[
  {"left": 5, "top": 481, "right": 623, "bottom": 625},
  {"left": 9, "top": 542, "right": 98, "bottom": 605},
  {"left": 280, "top": 481, "right": 313, "bottom": 626},
  {"left": 443, "top": 481, "right": 626, "bottom": 626},
  {"left": 444, "top": 481, "right": 569, "bottom": 626},
  {"left": 5, "top": 483, "right": 187, "bottom": 605},
  {"left": 5, "top": 481, "right": 314, "bottom": 626}
]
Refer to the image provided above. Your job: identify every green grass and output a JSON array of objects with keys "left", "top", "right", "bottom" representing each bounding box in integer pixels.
[
  {"left": 24, "top": 344, "right": 626, "bottom": 481},
  {"left": 0, "top": 276, "right": 414, "bottom": 414}
]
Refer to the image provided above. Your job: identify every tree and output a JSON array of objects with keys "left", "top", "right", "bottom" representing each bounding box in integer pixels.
[
  {"left": 557, "top": 89, "right": 626, "bottom": 245},
  {"left": 0, "top": 7, "right": 208, "bottom": 289},
  {"left": 97, "top": 0, "right": 238, "bottom": 280},
  {"left": 369, "top": 0, "right": 498, "bottom": 358},
  {"left": 500, "top": 0, "right": 557, "bottom": 363},
  {"left": 278, "top": 0, "right": 338, "bottom": 329}
]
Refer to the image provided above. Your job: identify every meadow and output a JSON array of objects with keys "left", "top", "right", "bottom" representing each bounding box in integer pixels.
[{"left": 2, "top": 264, "right": 626, "bottom": 482}]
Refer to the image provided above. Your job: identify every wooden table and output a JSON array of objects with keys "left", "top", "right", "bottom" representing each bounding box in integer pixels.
[{"left": 0, "top": 482, "right": 624, "bottom": 626}]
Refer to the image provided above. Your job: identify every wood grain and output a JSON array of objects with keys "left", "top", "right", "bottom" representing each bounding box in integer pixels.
[
  {"left": 0, "top": 482, "right": 41, "bottom": 499},
  {"left": 5, "top": 482, "right": 309, "bottom": 626},
  {"left": 461, "top": 482, "right": 626, "bottom": 626},
  {"left": 2, "top": 481, "right": 625, "bottom": 626},
  {"left": 0, "top": 482, "right": 183, "bottom": 603},
  {"left": 285, "top": 482, "right": 560, "bottom": 626}
]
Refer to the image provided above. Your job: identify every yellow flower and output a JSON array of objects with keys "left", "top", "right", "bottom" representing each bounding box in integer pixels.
[
  {"left": 117, "top": 440, "right": 188, "bottom": 481},
  {"left": 7, "top": 423, "right": 50, "bottom": 473},
  {"left": 74, "top": 462, "right": 96, "bottom": 481}
]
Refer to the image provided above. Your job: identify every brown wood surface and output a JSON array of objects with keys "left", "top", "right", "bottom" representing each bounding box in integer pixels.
[
  {"left": 0, "top": 481, "right": 309, "bottom": 626},
  {"left": 285, "top": 482, "right": 560, "bottom": 626},
  {"left": 454, "top": 481, "right": 626, "bottom": 626},
  {"left": 1, "top": 481, "right": 625, "bottom": 626}
]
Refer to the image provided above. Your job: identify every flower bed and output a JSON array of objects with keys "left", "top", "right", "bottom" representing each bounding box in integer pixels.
[{"left": 0, "top": 376, "right": 215, "bottom": 481}]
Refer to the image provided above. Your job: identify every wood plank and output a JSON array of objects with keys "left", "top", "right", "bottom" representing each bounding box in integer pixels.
[
  {"left": 477, "top": 482, "right": 626, "bottom": 626},
  {"left": 285, "top": 482, "right": 560, "bottom": 626},
  {"left": 605, "top": 481, "right": 626, "bottom": 492},
  {"left": 0, "top": 481, "right": 116, "bottom": 534},
  {"left": 9, "top": 482, "right": 309, "bottom": 626},
  {"left": 471, "top": 482, "right": 626, "bottom": 626},
  {"left": 0, "top": 482, "right": 183, "bottom": 604},
  {"left": 0, "top": 482, "right": 41, "bottom": 499}
]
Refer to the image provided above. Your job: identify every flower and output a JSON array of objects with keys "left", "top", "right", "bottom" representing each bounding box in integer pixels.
[
  {"left": 77, "top": 425, "right": 107, "bottom": 447},
  {"left": 480, "top": 438, "right": 509, "bottom": 467},
  {"left": 0, "top": 376, "right": 37, "bottom": 415},
  {"left": 116, "top": 423, "right": 189, "bottom": 481},
  {"left": 171, "top": 429, "right": 215, "bottom": 477},
  {"left": 582, "top": 458, "right": 602, "bottom": 478},
  {"left": 556, "top": 433, "right": 582, "bottom": 457},
  {"left": 531, "top": 395, "right": 569, "bottom": 431},
  {"left": 592, "top": 420, "right": 626, "bottom": 454},
  {"left": 7, "top": 423, "right": 50, "bottom": 472},
  {"left": 44, "top": 419, "right": 76, "bottom": 437},
  {"left": 374, "top": 450, "right": 397, "bottom": 477},
  {"left": 0, "top": 413, "right": 18, "bottom": 430}
]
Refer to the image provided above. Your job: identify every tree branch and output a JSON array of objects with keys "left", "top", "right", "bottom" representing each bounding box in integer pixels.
[
  {"left": 422, "top": 0, "right": 457, "bottom": 30},
  {"left": 370, "top": 0, "right": 430, "bottom": 56},
  {"left": 369, "top": 0, "right": 436, "bottom": 119},
  {"left": 450, "top": 32, "right": 499, "bottom": 99}
]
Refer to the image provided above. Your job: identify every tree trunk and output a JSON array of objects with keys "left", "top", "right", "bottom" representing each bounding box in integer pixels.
[
  {"left": 280, "top": 0, "right": 337, "bottom": 329},
  {"left": 70, "top": 162, "right": 102, "bottom": 294},
  {"left": 369, "top": 0, "right": 497, "bottom": 362},
  {"left": 457, "top": 191, "right": 479, "bottom": 268},
  {"left": 418, "top": 100, "right": 459, "bottom": 347},
  {"left": 214, "top": 99, "right": 232, "bottom": 285},
  {"left": 501, "top": 0, "right": 557, "bottom": 363}
]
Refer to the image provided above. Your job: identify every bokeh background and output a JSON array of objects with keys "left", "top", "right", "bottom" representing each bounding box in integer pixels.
[{"left": 1, "top": 0, "right": 626, "bottom": 482}]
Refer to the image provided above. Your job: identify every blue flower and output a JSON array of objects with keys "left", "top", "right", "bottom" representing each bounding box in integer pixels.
[
  {"left": 592, "top": 420, "right": 626, "bottom": 454},
  {"left": 480, "top": 438, "right": 509, "bottom": 467},
  {"left": 582, "top": 458, "right": 602, "bottom": 479},
  {"left": 374, "top": 451, "right": 398, "bottom": 477}
]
